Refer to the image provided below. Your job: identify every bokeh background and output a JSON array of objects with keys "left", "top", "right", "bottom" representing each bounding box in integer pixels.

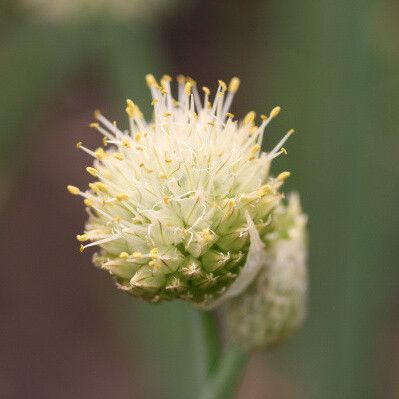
[{"left": 1, "top": 0, "right": 398, "bottom": 398}]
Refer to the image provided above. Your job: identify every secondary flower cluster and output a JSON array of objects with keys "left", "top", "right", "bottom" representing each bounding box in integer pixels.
[{"left": 67, "top": 75, "right": 306, "bottom": 318}]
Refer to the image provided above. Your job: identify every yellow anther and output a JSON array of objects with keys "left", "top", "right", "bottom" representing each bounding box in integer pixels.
[
  {"left": 226, "top": 112, "right": 234, "bottom": 119},
  {"left": 249, "top": 156, "right": 256, "bottom": 161},
  {"left": 278, "top": 171, "right": 291, "bottom": 181},
  {"left": 250, "top": 144, "right": 261, "bottom": 154},
  {"left": 102, "top": 137, "right": 108, "bottom": 146},
  {"left": 270, "top": 106, "right": 281, "bottom": 118},
  {"left": 76, "top": 234, "right": 88, "bottom": 242},
  {"left": 90, "top": 182, "right": 106, "bottom": 192},
  {"left": 281, "top": 147, "right": 288, "bottom": 155},
  {"left": 145, "top": 73, "right": 157, "bottom": 87},
  {"left": 150, "top": 248, "right": 159, "bottom": 259},
  {"left": 94, "top": 147, "right": 105, "bottom": 160},
  {"left": 134, "top": 132, "right": 142, "bottom": 142},
  {"left": 79, "top": 244, "right": 85, "bottom": 253},
  {"left": 76, "top": 141, "right": 82, "bottom": 149},
  {"left": 84, "top": 198, "right": 93, "bottom": 207},
  {"left": 113, "top": 216, "right": 121, "bottom": 223},
  {"left": 86, "top": 167, "right": 98, "bottom": 177},
  {"left": 201, "top": 229, "right": 213, "bottom": 242},
  {"left": 218, "top": 80, "right": 227, "bottom": 92},
  {"left": 227, "top": 198, "right": 236, "bottom": 207},
  {"left": 162, "top": 74, "right": 172, "bottom": 82},
  {"left": 121, "top": 138, "right": 131, "bottom": 148},
  {"left": 119, "top": 252, "right": 129, "bottom": 260},
  {"left": 139, "top": 162, "right": 145, "bottom": 168},
  {"left": 89, "top": 122, "right": 99, "bottom": 128},
  {"left": 202, "top": 86, "right": 210, "bottom": 95},
  {"left": 184, "top": 81, "right": 192, "bottom": 96},
  {"left": 111, "top": 152, "right": 123, "bottom": 161},
  {"left": 151, "top": 99, "right": 158, "bottom": 106},
  {"left": 67, "top": 185, "right": 80, "bottom": 195},
  {"left": 176, "top": 75, "right": 186, "bottom": 84},
  {"left": 136, "top": 145, "right": 144, "bottom": 151},
  {"left": 249, "top": 126, "right": 258, "bottom": 135},
  {"left": 116, "top": 193, "right": 128, "bottom": 201},
  {"left": 258, "top": 184, "right": 272, "bottom": 196},
  {"left": 260, "top": 114, "right": 268, "bottom": 121},
  {"left": 94, "top": 109, "right": 101, "bottom": 119},
  {"left": 132, "top": 252, "right": 142, "bottom": 258},
  {"left": 165, "top": 158, "right": 172, "bottom": 163},
  {"left": 163, "top": 195, "right": 171, "bottom": 204},
  {"left": 208, "top": 121, "right": 215, "bottom": 126},
  {"left": 228, "top": 77, "right": 240, "bottom": 93},
  {"left": 218, "top": 151, "right": 224, "bottom": 157},
  {"left": 288, "top": 128, "right": 295, "bottom": 135},
  {"left": 164, "top": 112, "right": 172, "bottom": 117},
  {"left": 159, "top": 173, "right": 167, "bottom": 179},
  {"left": 244, "top": 111, "right": 256, "bottom": 125}
]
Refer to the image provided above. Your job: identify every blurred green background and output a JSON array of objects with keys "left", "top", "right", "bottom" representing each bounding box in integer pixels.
[{"left": 1, "top": 0, "right": 398, "bottom": 398}]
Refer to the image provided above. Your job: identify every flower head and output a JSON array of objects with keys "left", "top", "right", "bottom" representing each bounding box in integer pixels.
[
  {"left": 68, "top": 74, "right": 296, "bottom": 306},
  {"left": 226, "top": 194, "right": 308, "bottom": 349}
]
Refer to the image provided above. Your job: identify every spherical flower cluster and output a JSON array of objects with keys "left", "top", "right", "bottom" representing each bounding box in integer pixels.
[
  {"left": 20, "top": 0, "right": 177, "bottom": 22},
  {"left": 226, "top": 194, "right": 307, "bottom": 349},
  {"left": 68, "top": 74, "right": 298, "bottom": 308}
]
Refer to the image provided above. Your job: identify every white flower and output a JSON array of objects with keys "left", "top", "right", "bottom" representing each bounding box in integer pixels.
[
  {"left": 68, "top": 74, "right": 295, "bottom": 305},
  {"left": 226, "top": 193, "right": 308, "bottom": 349},
  {"left": 20, "top": 0, "right": 178, "bottom": 22}
]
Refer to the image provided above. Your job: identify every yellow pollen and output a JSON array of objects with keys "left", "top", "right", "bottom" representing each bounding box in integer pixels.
[
  {"left": 260, "top": 114, "right": 268, "bottom": 120},
  {"left": 244, "top": 111, "right": 256, "bottom": 125},
  {"left": 250, "top": 144, "right": 261, "bottom": 154},
  {"left": 94, "top": 109, "right": 101, "bottom": 119},
  {"left": 201, "top": 229, "right": 213, "bottom": 242},
  {"left": 270, "top": 106, "right": 281, "bottom": 118},
  {"left": 150, "top": 248, "right": 159, "bottom": 259},
  {"left": 114, "top": 152, "right": 124, "bottom": 160},
  {"left": 136, "top": 145, "right": 144, "bottom": 151},
  {"left": 132, "top": 252, "right": 142, "bottom": 258},
  {"left": 288, "top": 128, "right": 295, "bottom": 135},
  {"left": 163, "top": 195, "right": 171, "bottom": 204},
  {"left": 218, "top": 80, "right": 227, "bottom": 92},
  {"left": 278, "top": 171, "right": 291, "bottom": 181},
  {"left": 227, "top": 198, "right": 235, "bottom": 207},
  {"left": 67, "top": 185, "right": 80, "bottom": 195},
  {"left": 202, "top": 86, "right": 210, "bottom": 95},
  {"left": 139, "top": 162, "right": 145, "bottom": 168},
  {"left": 159, "top": 173, "right": 167, "bottom": 179},
  {"left": 121, "top": 138, "right": 131, "bottom": 148},
  {"left": 134, "top": 132, "right": 142, "bottom": 142},
  {"left": 116, "top": 193, "right": 128, "bottom": 201},
  {"left": 165, "top": 158, "right": 172, "bottom": 163},
  {"left": 145, "top": 73, "right": 157, "bottom": 87},
  {"left": 281, "top": 147, "right": 288, "bottom": 155},
  {"left": 94, "top": 148, "right": 105, "bottom": 159},
  {"left": 79, "top": 244, "right": 85, "bottom": 253},
  {"left": 184, "top": 81, "right": 192, "bottom": 96},
  {"left": 248, "top": 156, "right": 256, "bottom": 161},
  {"left": 162, "top": 74, "right": 172, "bottom": 82},
  {"left": 76, "top": 234, "right": 88, "bottom": 242},
  {"left": 187, "top": 76, "right": 197, "bottom": 86},
  {"left": 119, "top": 252, "right": 129, "bottom": 260},
  {"left": 151, "top": 99, "right": 158, "bottom": 106},
  {"left": 89, "top": 122, "right": 99, "bottom": 128},
  {"left": 102, "top": 137, "right": 108, "bottom": 146},
  {"left": 86, "top": 167, "right": 98, "bottom": 177},
  {"left": 76, "top": 141, "right": 82, "bottom": 149},
  {"left": 84, "top": 198, "right": 93, "bottom": 207},
  {"left": 228, "top": 77, "right": 240, "bottom": 93},
  {"left": 226, "top": 112, "right": 234, "bottom": 119},
  {"left": 176, "top": 75, "right": 186, "bottom": 85},
  {"left": 164, "top": 112, "right": 172, "bottom": 117}
]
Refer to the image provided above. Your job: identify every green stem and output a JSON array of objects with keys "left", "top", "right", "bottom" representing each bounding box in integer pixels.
[
  {"left": 191, "top": 310, "right": 221, "bottom": 386},
  {"left": 198, "top": 346, "right": 249, "bottom": 399}
]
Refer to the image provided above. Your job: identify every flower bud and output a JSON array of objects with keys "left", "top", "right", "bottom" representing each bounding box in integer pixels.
[{"left": 226, "top": 194, "right": 308, "bottom": 350}]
